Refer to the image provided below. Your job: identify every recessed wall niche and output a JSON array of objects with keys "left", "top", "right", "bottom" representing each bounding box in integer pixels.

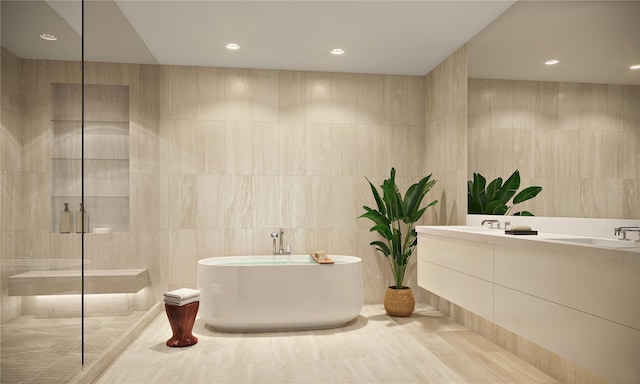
[{"left": 51, "top": 83, "right": 130, "bottom": 233}]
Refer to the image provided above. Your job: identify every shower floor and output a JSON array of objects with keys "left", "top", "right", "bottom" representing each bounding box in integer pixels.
[{"left": 0, "top": 311, "right": 146, "bottom": 384}]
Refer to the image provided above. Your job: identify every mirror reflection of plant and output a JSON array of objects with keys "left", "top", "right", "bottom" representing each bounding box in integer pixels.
[
  {"left": 468, "top": 169, "right": 542, "bottom": 216},
  {"left": 359, "top": 168, "right": 438, "bottom": 288}
]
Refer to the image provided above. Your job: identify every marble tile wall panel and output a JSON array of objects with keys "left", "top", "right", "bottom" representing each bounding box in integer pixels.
[
  {"left": 196, "top": 175, "right": 224, "bottom": 230},
  {"left": 195, "top": 120, "right": 225, "bottom": 175},
  {"left": 356, "top": 74, "right": 384, "bottom": 125},
  {"left": 84, "top": 85, "right": 130, "bottom": 122},
  {"left": 279, "top": 71, "right": 306, "bottom": 123},
  {"left": 1, "top": 109, "right": 22, "bottom": 172},
  {"left": 279, "top": 122, "right": 306, "bottom": 176},
  {"left": 159, "top": 119, "right": 197, "bottom": 175},
  {"left": 424, "top": 45, "right": 468, "bottom": 226},
  {"left": 132, "top": 64, "right": 159, "bottom": 120},
  {"left": 22, "top": 59, "right": 52, "bottom": 118},
  {"left": 1, "top": 171, "right": 22, "bottom": 231},
  {"left": 305, "top": 72, "right": 332, "bottom": 123},
  {"left": 159, "top": 65, "right": 197, "bottom": 120},
  {"left": 137, "top": 174, "right": 168, "bottom": 230},
  {"left": 168, "top": 229, "right": 197, "bottom": 288},
  {"left": 252, "top": 122, "right": 279, "bottom": 175},
  {"left": 22, "top": 172, "right": 50, "bottom": 231},
  {"left": 196, "top": 229, "right": 225, "bottom": 260},
  {"left": 252, "top": 69, "right": 280, "bottom": 122},
  {"left": 305, "top": 123, "right": 332, "bottom": 176},
  {"left": 278, "top": 176, "right": 305, "bottom": 229},
  {"left": 1, "top": 48, "right": 22, "bottom": 114},
  {"left": 383, "top": 75, "right": 408, "bottom": 125},
  {"left": 224, "top": 121, "right": 252, "bottom": 175},
  {"left": 330, "top": 73, "right": 357, "bottom": 124},
  {"left": 130, "top": 118, "right": 159, "bottom": 175},
  {"left": 167, "top": 174, "right": 196, "bottom": 229},
  {"left": 22, "top": 116, "right": 51, "bottom": 173},
  {"left": 224, "top": 68, "right": 252, "bottom": 122},
  {"left": 196, "top": 67, "right": 225, "bottom": 121},
  {"left": 331, "top": 124, "right": 357, "bottom": 176},
  {"left": 251, "top": 176, "right": 280, "bottom": 229}
]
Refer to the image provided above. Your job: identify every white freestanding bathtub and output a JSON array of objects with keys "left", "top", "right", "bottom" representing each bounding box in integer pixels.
[{"left": 197, "top": 255, "right": 363, "bottom": 332}]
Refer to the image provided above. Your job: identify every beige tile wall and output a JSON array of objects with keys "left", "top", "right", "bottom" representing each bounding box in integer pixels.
[
  {"left": 423, "top": 46, "right": 468, "bottom": 226},
  {"left": 0, "top": 57, "right": 161, "bottom": 320},
  {"left": 468, "top": 78, "right": 640, "bottom": 219},
  {"left": 3, "top": 51, "right": 436, "bottom": 313},
  {"left": 158, "top": 65, "right": 430, "bottom": 303}
]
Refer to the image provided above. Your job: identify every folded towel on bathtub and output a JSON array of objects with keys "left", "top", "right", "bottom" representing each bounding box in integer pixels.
[
  {"left": 164, "top": 295, "right": 200, "bottom": 307},
  {"left": 163, "top": 288, "right": 201, "bottom": 301}
]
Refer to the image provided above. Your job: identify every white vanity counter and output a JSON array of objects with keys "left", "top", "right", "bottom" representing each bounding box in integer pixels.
[{"left": 417, "top": 225, "right": 640, "bottom": 384}]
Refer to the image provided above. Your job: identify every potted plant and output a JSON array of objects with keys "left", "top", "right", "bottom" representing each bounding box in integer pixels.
[
  {"left": 468, "top": 169, "right": 542, "bottom": 216},
  {"left": 359, "top": 168, "right": 437, "bottom": 317}
]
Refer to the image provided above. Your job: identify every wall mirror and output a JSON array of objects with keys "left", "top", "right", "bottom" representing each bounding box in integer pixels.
[{"left": 467, "top": 0, "right": 640, "bottom": 219}]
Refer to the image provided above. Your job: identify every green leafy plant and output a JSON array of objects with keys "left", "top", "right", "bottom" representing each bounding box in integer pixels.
[
  {"left": 359, "top": 168, "right": 438, "bottom": 289},
  {"left": 468, "top": 170, "right": 542, "bottom": 216}
]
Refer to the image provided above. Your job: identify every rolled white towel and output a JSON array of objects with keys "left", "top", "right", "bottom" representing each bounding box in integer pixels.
[
  {"left": 164, "top": 296, "right": 200, "bottom": 306},
  {"left": 163, "top": 288, "right": 201, "bottom": 301}
]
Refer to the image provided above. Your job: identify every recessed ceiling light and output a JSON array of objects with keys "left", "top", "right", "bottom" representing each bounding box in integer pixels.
[
  {"left": 225, "top": 43, "right": 240, "bottom": 50},
  {"left": 630, "top": 64, "right": 640, "bottom": 70},
  {"left": 40, "top": 33, "right": 57, "bottom": 41},
  {"left": 545, "top": 59, "right": 559, "bottom": 65},
  {"left": 331, "top": 48, "right": 345, "bottom": 55}
]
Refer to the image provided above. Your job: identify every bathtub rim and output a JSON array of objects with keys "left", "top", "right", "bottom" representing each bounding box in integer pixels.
[{"left": 198, "top": 254, "right": 361, "bottom": 266}]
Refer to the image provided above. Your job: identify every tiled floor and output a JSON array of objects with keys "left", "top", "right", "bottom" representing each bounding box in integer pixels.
[
  {"left": 0, "top": 311, "right": 146, "bottom": 384},
  {"left": 95, "top": 305, "right": 560, "bottom": 384}
]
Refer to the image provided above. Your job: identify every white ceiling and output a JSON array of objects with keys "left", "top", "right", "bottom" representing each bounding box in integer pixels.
[
  {"left": 2, "top": 0, "right": 514, "bottom": 76},
  {"left": 2, "top": 1, "right": 638, "bottom": 84}
]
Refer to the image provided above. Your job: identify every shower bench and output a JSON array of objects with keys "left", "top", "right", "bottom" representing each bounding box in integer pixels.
[{"left": 8, "top": 269, "right": 149, "bottom": 296}]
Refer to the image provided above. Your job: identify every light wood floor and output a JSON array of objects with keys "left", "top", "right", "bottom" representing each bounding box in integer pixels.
[{"left": 95, "top": 304, "right": 561, "bottom": 384}]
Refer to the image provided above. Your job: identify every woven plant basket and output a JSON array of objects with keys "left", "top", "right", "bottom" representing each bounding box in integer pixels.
[{"left": 383, "top": 286, "right": 415, "bottom": 317}]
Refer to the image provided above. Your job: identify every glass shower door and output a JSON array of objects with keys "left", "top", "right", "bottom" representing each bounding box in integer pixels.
[{"left": 1, "top": 1, "right": 84, "bottom": 382}]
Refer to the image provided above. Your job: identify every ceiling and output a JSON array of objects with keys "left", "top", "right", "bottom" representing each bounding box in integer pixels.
[
  {"left": 468, "top": 0, "right": 640, "bottom": 85},
  {"left": 2, "top": 1, "right": 638, "bottom": 83},
  {"left": 2, "top": 0, "right": 514, "bottom": 76}
]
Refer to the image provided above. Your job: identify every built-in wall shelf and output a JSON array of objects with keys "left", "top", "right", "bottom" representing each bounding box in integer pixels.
[{"left": 51, "top": 83, "right": 130, "bottom": 234}]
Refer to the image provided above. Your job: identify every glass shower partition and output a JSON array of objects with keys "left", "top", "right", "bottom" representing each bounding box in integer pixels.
[
  {"left": 1, "top": 1, "right": 84, "bottom": 383},
  {"left": 1, "top": 1, "right": 159, "bottom": 382},
  {"left": 81, "top": 0, "right": 159, "bottom": 376}
]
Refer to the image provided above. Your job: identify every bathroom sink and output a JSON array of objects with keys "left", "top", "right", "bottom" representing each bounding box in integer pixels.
[{"left": 552, "top": 237, "right": 640, "bottom": 249}]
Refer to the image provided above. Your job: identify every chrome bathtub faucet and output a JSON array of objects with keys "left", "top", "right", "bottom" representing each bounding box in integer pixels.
[
  {"left": 271, "top": 231, "right": 279, "bottom": 254},
  {"left": 272, "top": 228, "right": 291, "bottom": 255},
  {"left": 614, "top": 227, "right": 640, "bottom": 242}
]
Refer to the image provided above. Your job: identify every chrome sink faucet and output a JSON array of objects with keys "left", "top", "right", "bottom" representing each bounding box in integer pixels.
[
  {"left": 481, "top": 219, "right": 501, "bottom": 229},
  {"left": 614, "top": 227, "right": 640, "bottom": 241}
]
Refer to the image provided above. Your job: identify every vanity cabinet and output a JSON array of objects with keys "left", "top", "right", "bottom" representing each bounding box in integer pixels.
[
  {"left": 417, "top": 235, "right": 494, "bottom": 320},
  {"left": 417, "top": 226, "right": 640, "bottom": 384}
]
